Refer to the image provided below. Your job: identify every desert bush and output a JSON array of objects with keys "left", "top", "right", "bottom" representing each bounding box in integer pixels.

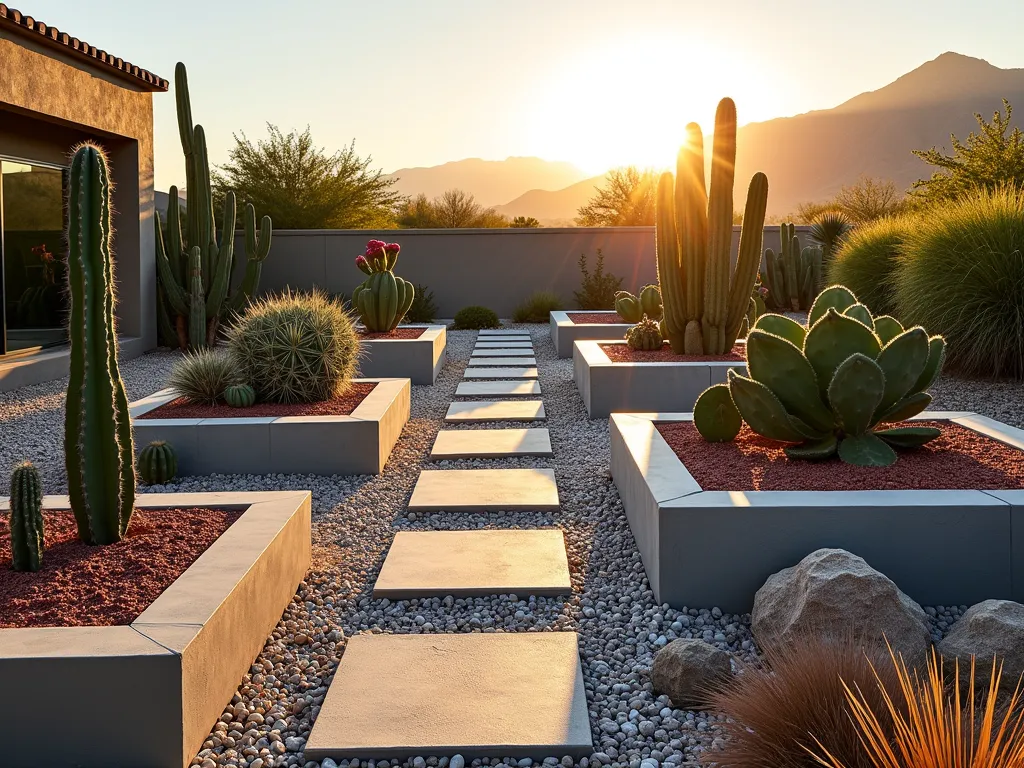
[
  {"left": 512, "top": 291, "right": 562, "bottom": 323},
  {"left": 452, "top": 305, "right": 500, "bottom": 330},
  {"left": 227, "top": 289, "right": 360, "bottom": 403},
  {"left": 703, "top": 637, "right": 903, "bottom": 768},
  {"left": 168, "top": 348, "right": 243, "bottom": 404},
  {"left": 404, "top": 283, "right": 439, "bottom": 323},
  {"left": 827, "top": 215, "right": 914, "bottom": 317},
  {"left": 895, "top": 188, "right": 1024, "bottom": 379},
  {"left": 574, "top": 249, "right": 623, "bottom": 309}
]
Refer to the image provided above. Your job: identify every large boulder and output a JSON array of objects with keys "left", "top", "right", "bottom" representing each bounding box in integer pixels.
[
  {"left": 752, "top": 548, "right": 931, "bottom": 663},
  {"left": 938, "top": 600, "right": 1024, "bottom": 688},
  {"left": 650, "top": 638, "right": 731, "bottom": 708}
]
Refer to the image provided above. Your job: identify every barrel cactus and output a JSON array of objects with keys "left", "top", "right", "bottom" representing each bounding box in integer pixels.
[
  {"left": 763, "top": 223, "right": 824, "bottom": 311},
  {"left": 657, "top": 98, "right": 769, "bottom": 355},
  {"left": 138, "top": 441, "right": 178, "bottom": 485},
  {"left": 625, "top": 316, "right": 664, "bottom": 351},
  {"left": 224, "top": 383, "right": 256, "bottom": 408},
  {"left": 693, "top": 285, "right": 946, "bottom": 467},
  {"left": 615, "top": 285, "right": 663, "bottom": 323},
  {"left": 64, "top": 144, "right": 136, "bottom": 545},
  {"left": 352, "top": 240, "right": 415, "bottom": 333},
  {"left": 9, "top": 461, "right": 44, "bottom": 572}
]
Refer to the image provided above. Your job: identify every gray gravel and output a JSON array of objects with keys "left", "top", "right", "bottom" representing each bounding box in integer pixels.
[{"left": 0, "top": 324, "right": 1019, "bottom": 768}]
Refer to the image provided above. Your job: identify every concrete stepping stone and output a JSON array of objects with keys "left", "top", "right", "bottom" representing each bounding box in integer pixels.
[
  {"left": 304, "top": 632, "right": 591, "bottom": 760},
  {"left": 476, "top": 341, "right": 533, "bottom": 348},
  {"left": 408, "top": 468, "right": 559, "bottom": 511},
  {"left": 471, "top": 348, "right": 536, "bottom": 357},
  {"left": 455, "top": 380, "right": 541, "bottom": 397},
  {"left": 444, "top": 400, "right": 546, "bottom": 423},
  {"left": 477, "top": 335, "right": 531, "bottom": 342},
  {"left": 463, "top": 367, "right": 538, "bottom": 379},
  {"left": 478, "top": 329, "right": 531, "bottom": 336},
  {"left": 373, "top": 529, "right": 571, "bottom": 598},
  {"left": 429, "top": 428, "right": 553, "bottom": 459},
  {"left": 468, "top": 357, "right": 537, "bottom": 366}
]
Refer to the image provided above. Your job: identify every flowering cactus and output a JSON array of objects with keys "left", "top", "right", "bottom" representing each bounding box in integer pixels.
[{"left": 352, "top": 240, "right": 414, "bottom": 332}]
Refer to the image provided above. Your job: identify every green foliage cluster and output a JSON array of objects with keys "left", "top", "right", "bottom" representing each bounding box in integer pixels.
[
  {"left": 576, "top": 167, "right": 658, "bottom": 227},
  {"left": 397, "top": 189, "right": 509, "bottom": 228},
  {"left": 826, "top": 215, "right": 913, "bottom": 318},
  {"left": 510, "top": 216, "right": 541, "bottom": 228},
  {"left": 168, "top": 348, "right": 243, "bottom": 404},
  {"left": 573, "top": 249, "right": 623, "bottom": 310},
  {"left": 796, "top": 176, "right": 907, "bottom": 225},
  {"left": 512, "top": 291, "right": 563, "bottom": 323},
  {"left": 452, "top": 305, "right": 501, "bottom": 330},
  {"left": 404, "top": 283, "right": 439, "bottom": 323}
]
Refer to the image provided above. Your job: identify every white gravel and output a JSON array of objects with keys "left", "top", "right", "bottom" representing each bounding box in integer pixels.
[{"left": 0, "top": 324, "right": 1019, "bottom": 768}]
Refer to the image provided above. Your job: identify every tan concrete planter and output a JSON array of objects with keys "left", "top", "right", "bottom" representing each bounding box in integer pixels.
[
  {"left": 611, "top": 411, "right": 1024, "bottom": 613},
  {"left": 357, "top": 325, "right": 447, "bottom": 384},
  {"left": 574, "top": 340, "right": 746, "bottom": 418},
  {"left": 0, "top": 491, "right": 311, "bottom": 768},
  {"left": 130, "top": 378, "right": 410, "bottom": 476},
  {"left": 549, "top": 310, "right": 631, "bottom": 358}
]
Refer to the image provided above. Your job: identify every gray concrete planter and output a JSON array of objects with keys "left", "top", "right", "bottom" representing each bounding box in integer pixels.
[
  {"left": 574, "top": 340, "right": 746, "bottom": 419},
  {"left": 357, "top": 325, "right": 447, "bottom": 384},
  {"left": 0, "top": 491, "right": 311, "bottom": 768},
  {"left": 131, "top": 378, "right": 410, "bottom": 476},
  {"left": 549, "top": 310, "right": 631, "bottom": 358},
  {"left": 611, "top": 411, "right": 1024, "bottom": 613}
]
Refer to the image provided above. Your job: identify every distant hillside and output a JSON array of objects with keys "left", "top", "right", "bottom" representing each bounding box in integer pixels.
[
  {"left": 494, "top": 175, "right": 606, "bottom": 225},
  {"left": 385, "top": 156, "right": 587, "bottom": 207}
]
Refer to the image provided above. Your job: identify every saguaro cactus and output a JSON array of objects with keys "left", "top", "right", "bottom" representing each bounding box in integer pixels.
[
  {"left": 155, "top": 62, "right": 272, "bottom": 349},
  {"left": 9, "top": 461, "right": 44, "bottom": 572},
  {"left": 64, "top": 144, "right": 136, "bottom": 545},
  {"left": 657, "top": 98, "right": 769, "bottom": 355}
]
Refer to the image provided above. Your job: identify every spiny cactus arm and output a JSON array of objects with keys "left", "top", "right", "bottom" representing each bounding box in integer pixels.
[
  {"left": 188, "top": 247, "right": 207, "bottom": 349},
  {"left": 206, "top": 192, "right": 237, "bottom": 315},
  {"left": 10, "top": 462, "right": 44, "bottom": 572},
  {"left": 192, "top": 126, "right": 214, "bottom": 278},
  {"left": 166, "top": 185, "right": 184, "bottom": 282},
  {"left": 155, "top": 213, "right": 189, "bottom": 316},
  {"left": 174, "top": 62, "right": 194, "bottom": 156},
  {"left": 245, "top": 203, "right": 273, "bottom": 262},
  {"left": 677, "top": 124, "right": 706, "bottom": 323},
  {"left": 655, "top": 172, "right": 686, "bottom": 352},
  {"left": 722, "top": 172, "right": 768, "bottom": 351},
  {"left": 702, "top": 98, "right": 738, "bottom": 353}
]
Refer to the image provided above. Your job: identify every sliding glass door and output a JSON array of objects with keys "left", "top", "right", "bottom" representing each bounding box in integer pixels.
[{"left": 0, "top": 159, "right": 68, "bottom": 355}]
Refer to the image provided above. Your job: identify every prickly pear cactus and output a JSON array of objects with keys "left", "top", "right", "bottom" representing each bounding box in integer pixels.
[
  {"left": 224, "top": 383, "right": 256, "bottom": 408},
  {"left": 138, "top": 441, "right": 178, "bottom": 486},
  {"left": 625, "top": 316, "right": 664, "bottom": 351}
]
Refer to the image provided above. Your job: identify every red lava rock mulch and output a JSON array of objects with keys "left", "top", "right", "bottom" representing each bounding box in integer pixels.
[
  {"left": 567, "top": 312, "right": 628, "bottom": 325},
  {"left": 656, "top": 420, "right": 1024, "bottom": 492},
  {"left": 601, "top": 343, "right": 745, "bottom": 363},
  {"left": 358, "top": 327, "right": 427, "bottom": 340},
  {"left": 139, "top": 382, "right": 377, "bottom": 419},
  {"left": 0, "top": 508, "right": 241, "bottom": 627}
]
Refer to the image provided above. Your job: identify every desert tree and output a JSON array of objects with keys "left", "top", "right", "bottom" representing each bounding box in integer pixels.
[{"left": 575, "top": 167, "right": 658, "bottom": 226}]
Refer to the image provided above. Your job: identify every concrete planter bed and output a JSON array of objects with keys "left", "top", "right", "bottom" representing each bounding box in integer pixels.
[
  {"left": 0, "top": 491, "right": 311, "bottom": 768},
  {"left": 574, "top": 339, "right": 746, "bottom": 418},
  {"left": 130, "top": 378, "right": 410, "bottom": 476},
  {"left": 357, "top": 324, "right": 447, "bottom": 384},
  {"left": 611, "top": 411, "right": 1024, "bottom": 613},
  {"left": 549, "top": 310, "right": 631, "bottom": 358}
]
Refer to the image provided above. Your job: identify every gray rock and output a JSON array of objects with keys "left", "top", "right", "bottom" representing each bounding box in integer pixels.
[
  {"left": 450, "top": 755, "right": 466, "bottom": 768},
  {"left": 752, "top": 548, "right": 931, "bottom": 663},
  {"left": 649, "top": 639, "right": 731, "bottom": 708},
  {"left": 938, "top": 599, "right": 1024, "bottom": 687}
]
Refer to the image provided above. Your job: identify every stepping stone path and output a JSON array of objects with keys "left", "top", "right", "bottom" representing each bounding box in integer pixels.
[{"left": 308, "top": 329, "right": 589, "bottom": 761}]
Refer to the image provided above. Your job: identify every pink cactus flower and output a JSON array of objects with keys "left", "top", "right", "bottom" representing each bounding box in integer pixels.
[{"left": 385, "top": 242, "right": 401, "bottom": 255}]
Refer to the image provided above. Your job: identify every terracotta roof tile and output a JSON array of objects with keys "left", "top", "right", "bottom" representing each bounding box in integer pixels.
[{"left": 0, "top": 4, "right": 168, "bottom": 91}]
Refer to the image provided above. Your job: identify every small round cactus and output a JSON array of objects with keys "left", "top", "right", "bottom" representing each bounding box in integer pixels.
[
  {"left": 224, "top": 383, "right": 256, "bottom": 408},
  {"left": 625, "top": 316, "right": 663, "bottom": 351},
  {"left": 138, "top": 441, "right": 178, "bottom": 485},
  {"left": 10, "top": 461, "right": 44, "bottom": 572}
]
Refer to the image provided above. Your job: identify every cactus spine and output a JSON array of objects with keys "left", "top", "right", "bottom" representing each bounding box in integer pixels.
[
  {"left": 64, "top": 144, "right": 136, "bottom": 545},
  {"left": 155, "top": 62, "right": 272, "bottom": 349},
  {"left": 9, "top": 462, "right": 44, "bottom": 572},
  {"left": 138, "top": 441, "right": 178, "bottom": 485},
  {"left": 657, "top": 99, "right": 769, "bottom": 355}
]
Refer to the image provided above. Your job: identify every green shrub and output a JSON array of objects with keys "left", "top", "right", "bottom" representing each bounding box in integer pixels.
[
  {"left": 452, "top": 305, "right": 500, "bottom": 330},
  {"left": 826, "top": 215, "right": 914, "bottom": 317},
  {"left": 512, "top": 291, "right": 562, "bottom": 323},
  {"left": 573, "top": 249, "right": 623, "bottom": 309},
  {"left": 168, "top": 348, "right": 243, "bottom": 404},
  {"left": 895, "top": 188, "right": 1024, "bottom": 379},
  {"left": 404, "top": 283, "right": 439, "bottom": 323},
  {"left": 227, "top": 289, "right": 360, "bottom": 403}
]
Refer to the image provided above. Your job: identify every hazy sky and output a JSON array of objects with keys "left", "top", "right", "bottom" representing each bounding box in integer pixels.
[{"left": 25, "top": 0, "right": 1024, "bottom": 190}]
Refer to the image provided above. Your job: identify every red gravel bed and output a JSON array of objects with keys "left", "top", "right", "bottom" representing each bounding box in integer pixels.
[
  {"left": 567, "top": 312, "right": 627, "bottom": 325},
  {"left": 0, "top": 508, "right": 241, "bottom": 627},
  {"left": 139, "top": 382, "right": 377, "bottom": 419},
  {"left": 601, "top": 343, "right": 745, "bottom": 363},
  {"left": 656, "top": 420, "right": 1024, "bottom": 492},
  {"left": 359, "top": 327, "right": 427, "bottom": 340}
]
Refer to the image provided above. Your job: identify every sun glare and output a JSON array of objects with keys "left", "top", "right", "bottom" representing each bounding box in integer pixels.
[{"left": 528, "top": 36, "right": 778, "bottom": 176}]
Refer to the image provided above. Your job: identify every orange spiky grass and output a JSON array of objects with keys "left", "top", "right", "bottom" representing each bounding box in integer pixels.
[{"left": 812, "top": 645, "right": 1024, "bottom": 768}]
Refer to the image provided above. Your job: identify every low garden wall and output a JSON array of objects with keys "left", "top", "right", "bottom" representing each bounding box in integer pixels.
[{"left": 236, "top": 226, "right": 812, "bottom": 318}]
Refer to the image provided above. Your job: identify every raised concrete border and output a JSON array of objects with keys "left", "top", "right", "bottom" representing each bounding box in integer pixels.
[
  {"left": 549, "top": 310, "right": 631, "bottom": 359},
  {"left": 574, "top": 339, "right": 746, "bottom": 419},
  {"left": 0, "top": 491, "right": 311, "bottom": 768},
  {"left": 305, "top": 632, "right": 592, "bottom": 760},
  {"left": 357, "top": 325, "right": 447, "bottom": 385},
  {"left": 131, "top": 378, "right": 410, "bottom": 476},
  {"left": 610, "top": 410, "right": 1024, "bottom": 613}
]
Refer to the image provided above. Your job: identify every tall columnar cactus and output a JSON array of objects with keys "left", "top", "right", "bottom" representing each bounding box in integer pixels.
[
  {"left": 657, "top": 98, "right": 769, "bottom": 355},
  {"left": 352, "top": 240, "right": 416, "bottom": 333},
  {"left": 763, "top": 223, "right": 823, "bottom": 311},
  {"left": 64, "top": 144, "right": 136, "bottom": 545},
  {"left": 155, "top": 62, "right": 272, "bottom": 349},
  {"left": 9, "top": 462, "right": 44, "bottom": 572}
]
